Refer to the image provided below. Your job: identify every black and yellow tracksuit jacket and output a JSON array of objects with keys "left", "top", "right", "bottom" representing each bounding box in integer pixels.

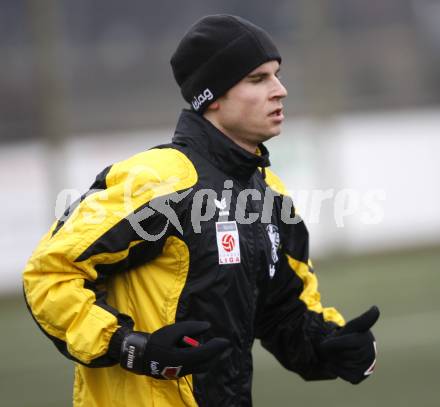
[{"left": 23, "top": 109, "right": 344, "bottom": 407}]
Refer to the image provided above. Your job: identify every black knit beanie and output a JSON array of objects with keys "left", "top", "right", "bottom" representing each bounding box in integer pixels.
[{"left": 170, "top": 14, "right": 281, "bottom": 114}]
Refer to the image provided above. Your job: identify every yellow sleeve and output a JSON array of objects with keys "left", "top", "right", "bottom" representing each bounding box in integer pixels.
[{"left": 23, "top": 148, "right": 197, "bottom": 364}]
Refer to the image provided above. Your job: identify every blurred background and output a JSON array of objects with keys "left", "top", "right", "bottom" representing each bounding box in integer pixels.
[{"left": 1, "top": 0, "right": 439, "bottom": 406}]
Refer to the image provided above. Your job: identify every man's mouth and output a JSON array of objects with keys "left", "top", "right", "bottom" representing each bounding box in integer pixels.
[{"left": 269, "top": 108, "right": 284, "bottom": 119}]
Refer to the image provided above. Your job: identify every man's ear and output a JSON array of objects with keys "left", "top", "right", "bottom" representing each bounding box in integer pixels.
[{"left": 206, "top": 100, "right": 220, "bottom": 111}]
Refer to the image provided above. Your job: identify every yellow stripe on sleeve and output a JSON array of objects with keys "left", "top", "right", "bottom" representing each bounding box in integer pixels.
[{"left": 286, "top": 254, "right": 345, "bottom": 326}]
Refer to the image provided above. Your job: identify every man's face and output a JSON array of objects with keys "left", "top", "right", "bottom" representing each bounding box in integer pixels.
[{"left": 210, "top": 60, "right": 288, "bottom": 149}]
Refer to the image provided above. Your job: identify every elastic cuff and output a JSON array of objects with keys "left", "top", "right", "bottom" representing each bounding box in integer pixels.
[{"left": 107, "top": 326, "right": 132, "bottom": 362}]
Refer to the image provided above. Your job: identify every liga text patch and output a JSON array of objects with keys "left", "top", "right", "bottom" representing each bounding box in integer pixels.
[{"left": 216, "top": 221, "right": 241, "bottom": 265}]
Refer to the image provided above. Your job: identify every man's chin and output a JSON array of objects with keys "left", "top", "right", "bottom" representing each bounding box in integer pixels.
[{"left": 264, "top": 127, "right": 282, "bottom": 140}]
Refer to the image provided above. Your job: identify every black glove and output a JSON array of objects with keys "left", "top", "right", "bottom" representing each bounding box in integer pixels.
[
  {"left": 119, "top": 321, "right": 230, "bottom": 379},
  {"left": 318, "top": 306, "right": 379, "bottom": 384}
]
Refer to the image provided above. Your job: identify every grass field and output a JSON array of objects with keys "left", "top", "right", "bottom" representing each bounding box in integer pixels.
[{"left": 1, "top": 246, "right": 439, "bottom": 406}]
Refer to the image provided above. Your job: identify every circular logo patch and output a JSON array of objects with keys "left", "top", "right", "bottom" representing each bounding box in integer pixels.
[{"left": 221, "top": 234, "right": 235, "bottom": 252}]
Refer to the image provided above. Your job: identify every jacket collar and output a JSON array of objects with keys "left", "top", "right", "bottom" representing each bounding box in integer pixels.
[{"left": 172, "top": 109, "right": 271, "bottom": 182}]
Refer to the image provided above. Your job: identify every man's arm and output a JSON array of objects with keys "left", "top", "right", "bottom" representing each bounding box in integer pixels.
[
  {"left": 255, "top": 218, "right": 344, "bottom": 380},
  {"left": 256, "top": 169, "right": 378, "bottom": 383},
  {"left": 23, "top": 148, "right": 198, "bottom": 366}
]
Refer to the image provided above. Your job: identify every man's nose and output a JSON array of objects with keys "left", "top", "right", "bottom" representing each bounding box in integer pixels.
[{"left": 272, "top": 77, "right": 288, "bottom": 99}]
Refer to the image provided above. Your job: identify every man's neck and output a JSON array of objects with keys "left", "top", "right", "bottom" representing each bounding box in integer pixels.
[{"left": 203, "top": 114, "right": 258, "bottom": 154}]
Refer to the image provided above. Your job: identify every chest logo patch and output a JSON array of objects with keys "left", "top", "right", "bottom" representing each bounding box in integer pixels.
[
  {"left": 214, "top": 197, "right": 229, "bottom": 217},
  {"left": 216, "top": 221, "right": 241, "bottom": 265},
  {"left": 266, "top": 224, "right": 280, "bottom": 263}
]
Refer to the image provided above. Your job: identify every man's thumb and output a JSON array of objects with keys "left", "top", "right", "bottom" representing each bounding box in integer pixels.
[{"left": 341, "top": 306, "right": 380, "bottom": 335}]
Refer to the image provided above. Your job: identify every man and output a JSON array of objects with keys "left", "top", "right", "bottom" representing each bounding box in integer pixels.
[{"left": 23, "top": 15, "right": 379, "bottom": 407}]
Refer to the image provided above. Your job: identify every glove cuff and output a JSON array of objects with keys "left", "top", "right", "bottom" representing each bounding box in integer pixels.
[
  {"left": 120, "top": 331, "right": 152, "bottom": 374},
  {"left": 304, "top": 312, "right": 339, "bottom": 352},
  {"left": 107, "top": 326, "right": 131, "bottom": 362}
]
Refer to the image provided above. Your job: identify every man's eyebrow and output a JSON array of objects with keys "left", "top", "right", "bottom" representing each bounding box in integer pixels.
[{"left": 247, "top": 68, "right": 281, "bottom": 78}]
